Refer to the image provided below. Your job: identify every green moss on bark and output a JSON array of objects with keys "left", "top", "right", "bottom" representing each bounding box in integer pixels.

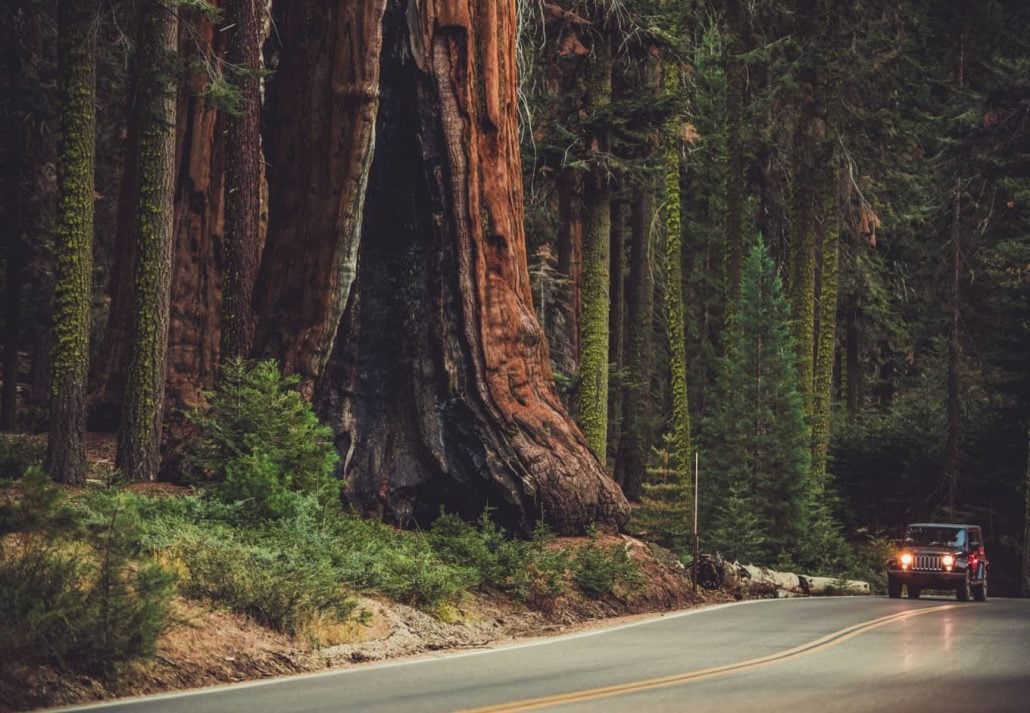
[
  {"left": 663, "top": 68, "right": 693, "bottom": 493},
  {"left": 116, "top": 4, "right": 179, "bottom": 482},
  {"left": 810, "top": 185, "right": 840, "bottom": 485},
  {"left": 46, "top": 0, "right": 99, "bottom": 486},
  {"left": 577, "top": 40, "right": 613, "bottom": 459}
]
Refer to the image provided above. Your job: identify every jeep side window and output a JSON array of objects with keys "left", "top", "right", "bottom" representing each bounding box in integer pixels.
[{"left": 969, "top": 529, "right": 982, "bottom": 550}]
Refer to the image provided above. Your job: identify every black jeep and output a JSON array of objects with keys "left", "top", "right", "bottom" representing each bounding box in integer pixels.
[{"left": 886, "top": 523, "right": 988, "bottom": 601}]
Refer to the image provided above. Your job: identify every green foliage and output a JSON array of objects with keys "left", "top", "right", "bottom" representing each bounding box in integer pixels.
[
  {"left": 706, "top": 481, "right": 766, "bottom": 565},
  {"left": 186, "top": 359, "right": 340, "bottom": 519},
  {"left": 571, "top": 530, "right": 644, "bottom": 597},
  {"left": 0, "top": 435, "right": 45, "bottom": 479},
  {"left": 0, "top": 479, "right": 174, "bottom": 675},
  {"left": 701, "top": 238, "right": 814, "bottom": 563},
  {"left": 428, "top": 512, "right": 569, "bottom": 603},
  {"left": 172, "top": 528, "right": 356, "bottom": 637},
  {"left": 0, "top": 466, "right": 80, "bottom": 536},
  {"left": 631, "top": 433, "right": 693, "bottom": 555}
]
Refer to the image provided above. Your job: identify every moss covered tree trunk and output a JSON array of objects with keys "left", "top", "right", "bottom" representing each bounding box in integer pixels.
[
  {"left": 221, "top": 0, "right": 262, "bottom": 360},
  {"left": 315, "top": 0, "right": 628, "bottom": 534},
  {"left": 577, "top": 38, "right": 613, "bottom": 460},
  {"left": 116, "top": 3, "right": 178, "bottom": 482},
  {"left": 92, "top": 5, "right": 226, "bottom": 436},
  {"left": 663, "top": 67, "right": 692, "bottom": 490},
  {"left": 810, "top": 182, "right": 840, "bottom": 485},
  {"left": 253, "top": 0, "right": 386, "bottom": 394},
  {"left": 607, "top": 196, "right": 626, "bottom": 467},
  {"left": 46, "top": 0, "right": 98, "bottom": 485}
]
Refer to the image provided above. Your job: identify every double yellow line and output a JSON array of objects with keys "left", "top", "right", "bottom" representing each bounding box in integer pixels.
[{"left": 461, "top": 604, "right": 957, "bottom": 713}]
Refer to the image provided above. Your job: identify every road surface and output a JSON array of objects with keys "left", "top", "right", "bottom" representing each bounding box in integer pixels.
[{"left": 61, "top": 596, "right": 1030, "bottom": 713}]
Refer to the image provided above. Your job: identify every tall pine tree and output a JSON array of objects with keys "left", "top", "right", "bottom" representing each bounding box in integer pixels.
[{"left": 703, "top": 237, "right": 809, "bottom": 560}]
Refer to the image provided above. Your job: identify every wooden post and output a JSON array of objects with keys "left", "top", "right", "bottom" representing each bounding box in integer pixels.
[
  {"left": 1022, "top": 425, "right": 1029, "bottom": 598},
  {"left": 693, "top": 450, "right": 700, "bottom": 595}
]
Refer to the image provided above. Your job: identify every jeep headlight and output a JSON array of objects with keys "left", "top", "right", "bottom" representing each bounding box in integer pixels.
[
  {"left": 942, "top": 554, "right": 955, "bottom": 570},
  {"left": 900, "top": 553, "right": 913, "bottom": 568}
]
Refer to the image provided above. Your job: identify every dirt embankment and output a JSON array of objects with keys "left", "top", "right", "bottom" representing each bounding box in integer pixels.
[{"left": 4, "top": 535, "right": 732, "bottom": 712}]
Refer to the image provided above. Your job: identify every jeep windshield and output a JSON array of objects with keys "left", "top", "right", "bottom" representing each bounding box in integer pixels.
[{"left": 904, "top": 526, "right": 966, "bottom": 548}]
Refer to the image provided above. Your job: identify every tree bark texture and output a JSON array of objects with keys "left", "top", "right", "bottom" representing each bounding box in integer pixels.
[
  {"left": 221, "top": 0, "right": 263, "bottom": 360},
  {"left": 607, "top": 196, "right": 626, "bottom": 467},
  {"left": 254, "top": 0, "right": 385, "bottom": 394},
  {"left": 316, "top": 0, "right": 629, "bottom": 535},
  {"left": 117, "top": 4, "right": 178, "bottom": 482},
  {"left": 663, "top": 67, "right": 692, "bottom": 490},
  {"left": 810, "top": 180, "right": 840, "bottom": 485},
  {"left": 576, "top": 39, "right": 613, "bottom": 460},
  {"left": 165, "top": 7, "right": 226, "bottom": 435},
  {"left": 46, "top": 0, "right": 98, "bottom": 485},
  {"left": 92, "top": 5, "right": 226, "bottom": 434}
]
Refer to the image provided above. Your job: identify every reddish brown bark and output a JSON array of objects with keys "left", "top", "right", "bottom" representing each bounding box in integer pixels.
[
  {"left": 316, "top": 0, "right": 629, "bottom": 534},
  {"left": 162, "top": 8, "right": 225, "bottom": 459},
  {"left": 253, "top": 0, "right": 386, "bottom": 394}
]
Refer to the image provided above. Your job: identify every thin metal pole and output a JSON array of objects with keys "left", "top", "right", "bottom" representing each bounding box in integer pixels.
[{"left": 693, "top": 450, "right": 699, "bottom": 595}]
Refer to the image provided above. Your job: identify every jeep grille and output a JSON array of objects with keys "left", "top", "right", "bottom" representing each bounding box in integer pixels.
[{"left": 914, "top": 554, "right": 942, "bottom": 571}]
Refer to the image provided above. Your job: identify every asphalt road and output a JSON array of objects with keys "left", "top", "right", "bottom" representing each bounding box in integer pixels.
[{"left": 62, "top": 596, "right": 1030, "bottom": 713}]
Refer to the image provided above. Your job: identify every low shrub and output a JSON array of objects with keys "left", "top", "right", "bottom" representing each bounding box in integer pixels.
[
  {"left": 0, "top": 435, "right": 45, "bottom": 480},
  {"left": 428, "top": 512, "right": 570, "bottom": 602},
  {"left": 571, "top": 532, "right": 644, "bottom": 597},
  {"left": 186, "top": 359, "right": 340, "bottom": 519},
  {"left": 0, "top": 483, "right": 175, "bottom": 675},
  {"left": 172, "top": 529, "right": 357, "bottom": 638}
]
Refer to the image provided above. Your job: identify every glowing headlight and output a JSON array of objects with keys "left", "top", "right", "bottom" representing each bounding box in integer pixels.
[
  {"left": 942, "top": 554, "right": 955, "bottom": 568},
  {"left": 900, "top": 553, "right": 913, "bottom": 567}
]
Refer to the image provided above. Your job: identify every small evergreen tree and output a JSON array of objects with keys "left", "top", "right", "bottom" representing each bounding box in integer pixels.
[
  {"left": 631, "top": 433, "right": 692, "bottom": 556},
  {"left": 707, "top": 480, "right": 766, "bottom": 564},
  {"left": 702, "top": 237, "right": 810, "bottom": 562},
  {"left": 186, "top": 359, "right": 340, "bottom": 519}
]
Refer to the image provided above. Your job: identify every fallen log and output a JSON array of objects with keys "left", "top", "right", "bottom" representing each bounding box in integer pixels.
[{"left": 694, "top": 554, "right": 869, "bottom": 597}]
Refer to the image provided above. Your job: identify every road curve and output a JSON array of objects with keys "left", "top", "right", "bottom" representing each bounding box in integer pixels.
[{"left": 59, "top": 596, "right": 1030, "bottom": 713}]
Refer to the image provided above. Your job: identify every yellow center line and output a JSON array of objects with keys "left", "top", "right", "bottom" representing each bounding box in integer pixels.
[{"left": 460, "top": 604, "right": 957, "bottom": 713}]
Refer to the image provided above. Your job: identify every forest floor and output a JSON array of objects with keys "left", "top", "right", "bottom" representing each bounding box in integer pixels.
[{"left": 7, "top": 532, "right": 733, "bottom": 712}]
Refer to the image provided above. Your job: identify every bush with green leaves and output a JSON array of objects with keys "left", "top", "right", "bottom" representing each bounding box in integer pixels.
[
  {"left": 428, "top": 512, "right": 570, "bottom": 602},
  {"left": 186, "top": 358, "right": 340, "bottom": 519},
  {"left": 171, "top": 527, "right": 356, "bottom": 637},
  {"left": 0, "top": 434, "right": 45, "bottom": 480},
  {"left": 0, "top": 475, "right": 175, "bottom": 675},
  {"left": 571, "top": 530, "right": 644, "bottom": 597}
]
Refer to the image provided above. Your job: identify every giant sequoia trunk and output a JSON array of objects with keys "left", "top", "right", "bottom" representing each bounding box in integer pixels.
[
  {"left": 254, "top": 0, "right": 384, "bottom": 393},
  {"left": 314, "top": 0, "right": 628, "bottom": 534},
  {"left": 164, "top": 8, "right": 225, "bottom": 437}
]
